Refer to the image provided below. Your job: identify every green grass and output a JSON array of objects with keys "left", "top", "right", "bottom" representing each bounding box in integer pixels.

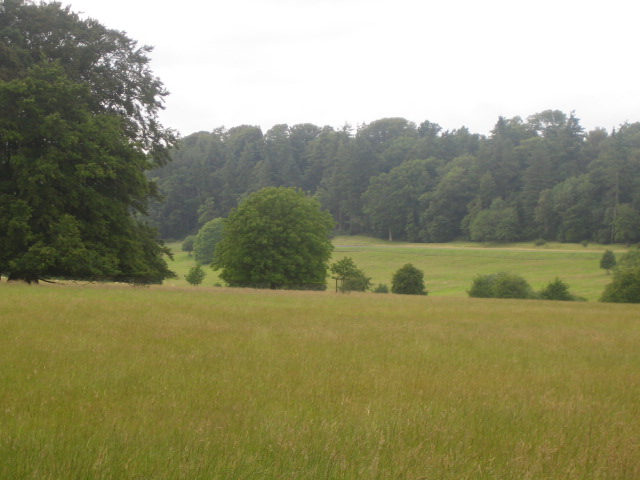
[
  {"left": 331, "top": 236, "right": 627, "bottom": 300},
  {"left": 1, "top": 284, "right": 639, "bottom": 479},
  {"left": 166, "top": 236, "right": 624, "bottom": 300}
]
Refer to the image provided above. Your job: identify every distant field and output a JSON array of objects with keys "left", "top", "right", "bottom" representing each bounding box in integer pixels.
[
  {"left": 166, "top": 236, "right": 627, "bottom": 301},
  {"left": 1, "top": 284, "right": 639, "bottom": 479}
]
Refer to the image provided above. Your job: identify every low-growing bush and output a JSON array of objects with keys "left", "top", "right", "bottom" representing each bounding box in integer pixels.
[
  {"left": 372, "top": 283, "right": 389, "bottom": 294},
  {"left": 391, "top": 264, "right": 427, "bottom": 295},
  {"left": 468, "top": 272, "right": 533, "bottom": 299},
  {"left": 601, "top": 247, "right": 640, "bottom": 303},
  {"left": 539, "top": 277, "right": 576, "bottom": 301},
  {"left": 341, "top": 270, "right": 372, "bottom": 292}
]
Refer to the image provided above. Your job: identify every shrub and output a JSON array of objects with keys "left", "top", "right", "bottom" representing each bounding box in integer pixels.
[
  {"left": 391, "top": 264, "right": 427, "bottom": 295},
  {"left": 372, "top": 283, "right": 389, "bottom": 294},
  {"left": 539, "top": 277, "right": 575, "bottom": 301},
  {"left": 467, "top": 274, "right": 497, "bottom": 298},
  {"left": 601, "top": 247, "right": 640, "bottom": 303},
  {"left": 534, "top": 238, "right": 547, "bottom": 246},
  {"left": 330, "top": 257, "right": 370, "bottom": 292},
  {"left": 492, "top": 272, "right": 533, "bottom": 299},
  {"left": 341, "top": 270, "right": 371, "bottom": 292},
  {"left": 468, "top": 272, "right": 533, "bottom": 299},
  {"left": 185, "top": 264, "right": 206, "bottom": 286}
]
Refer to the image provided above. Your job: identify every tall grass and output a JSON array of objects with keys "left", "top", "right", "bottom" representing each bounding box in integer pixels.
[{"left": 1, "top": 283, "right": 639, "bottom": 479}]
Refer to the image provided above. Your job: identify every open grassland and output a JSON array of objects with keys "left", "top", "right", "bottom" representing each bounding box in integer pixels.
[
  {"left": 1, "top": 283, "right": 639, "bottom": 479},
  {"left": 167, "top": 236, "right": 626, "bottom": 300}
]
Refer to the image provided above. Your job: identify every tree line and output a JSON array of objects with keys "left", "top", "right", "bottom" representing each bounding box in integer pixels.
[{"left": 148, "top": 114, "right": 640, "bottom": 245}]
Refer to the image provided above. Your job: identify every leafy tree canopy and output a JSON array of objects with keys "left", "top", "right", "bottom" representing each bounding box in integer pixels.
[
  {"left": 601, "top": 248, "right": 640, "bottom": 303},
  {"left": 0, "top": 1, "right": 176, "bottom": 283},
  {"left": 600, "top": 250, "right": 617, "bottom": 273},
  {"left": 468, "top": 272, "right": 533, "bottom": 299},
  {"left": 185, "top": 264, "right": 206, "bottom": 286},
  {"left": 213, "top": 187, "right": 334, "bottom": 289},
  {"left": 391, "top": 263, "right": 427, "bottom": 295},
  {"left": 330, "top": 256, "right": 370, "bottom": 292},
  {"left": 193, "top": 218, "right": 225, "bottom": 265}
]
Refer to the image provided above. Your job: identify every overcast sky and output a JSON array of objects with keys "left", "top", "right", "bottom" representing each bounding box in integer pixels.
[{"left": 66, "top": 0, "right": 639, "bottom": 137}]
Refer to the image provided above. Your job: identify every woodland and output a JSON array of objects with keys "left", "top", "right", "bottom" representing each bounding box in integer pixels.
[{"left": 148, "top": 113, "right": 640, "bottom": 245}]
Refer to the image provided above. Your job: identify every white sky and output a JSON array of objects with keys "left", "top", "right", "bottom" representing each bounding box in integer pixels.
[{"left": 65, "top": 0, "right": 639, "bottom": 137}]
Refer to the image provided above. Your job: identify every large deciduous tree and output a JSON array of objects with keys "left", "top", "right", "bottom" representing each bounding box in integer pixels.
[
  {"left": 0, "top": 0, "right": 176, "bottom": 283},
  {"left": 213, "top": 187, "right": 335, "bottom": 289}
]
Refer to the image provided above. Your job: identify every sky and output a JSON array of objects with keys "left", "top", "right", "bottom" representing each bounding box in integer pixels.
[{"left": 65, "top": 0, "right": 640, "bottom": 137}]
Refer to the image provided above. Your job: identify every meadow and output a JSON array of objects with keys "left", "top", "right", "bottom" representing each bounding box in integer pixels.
[
  {"left": 1, "top": 283, "right": 639, "bottom": 479},
  {"left": 169, "top": 236, "right": 626, "bottom": 301}
]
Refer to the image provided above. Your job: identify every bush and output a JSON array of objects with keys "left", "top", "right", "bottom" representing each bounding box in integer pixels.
[
  {"left": 391, "top": 264, "right": 427, "bottom": 295},
  {"left": 601, "top": 247, "right": 640, "bottom": 303},
  {"left": 185, "top": 264, "right": 206, "bottom": 286},
  {"left": 539, "top": 277, "right": 575, "bottom": 301},
  {"left": 601, "top": 268, "right": 640, "bottom": 303},
  {"left": 341, "top": 270, "right": 371, "bottom": 292},
  {"left": 468, "top": 272, "right": 533, "bottom": 299},
  {"left": 372, "top": 283, "right": 389, "bottom": 294},
  {"left": 330, "top": 257, "right": 371, "bottom": 292},
  {"left": 534, "top": 238, "right": 546, "bottom": 246},
  {"left": 492, "top": 272, "right": 533, "bottom": 299}
]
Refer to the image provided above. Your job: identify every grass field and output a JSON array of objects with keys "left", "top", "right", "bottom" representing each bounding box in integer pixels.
[
  {"left": 167, "top": 236, "right": 627, "bottom": 301},
  {"left": 1, "top": 284, "right": 639, "bottom": 479}
]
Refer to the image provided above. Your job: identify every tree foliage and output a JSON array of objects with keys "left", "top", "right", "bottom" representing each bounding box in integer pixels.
[
  {"left": 468, "top": 273, "right": 533, "bottom": 299},
  {"left": 391, "top": 264, "right": 427, "bottom": 295},
  {"left": 329, "top": 257, "right": 370, "bottom": 292},
  {"left": 600, "top": 250, "right": 617, "bottom": 273},
  {"left": 148, "top": 108, "right": 640, "bottom": 247},
  {"left": 193, "top": 218, "right": 225, "bottom": 265},
  {"left": 539, "top": 278, "right": 577, "bottom": 301},
  {"left": 0, "top": 1, "right": 176, "bottom": 283},
  {"left": 212, "top": 187, "right": 334, "bottom": 289},
  {"left": 601, "top": 248, "right": 640, "bottom": 303},
  {"left": 185, "top": 264, "right": 206, "bottom": 286}
]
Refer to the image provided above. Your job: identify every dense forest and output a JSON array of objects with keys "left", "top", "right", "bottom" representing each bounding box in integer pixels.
[{"left": 147, "top": 111, "right": 640, "bottom": 245}]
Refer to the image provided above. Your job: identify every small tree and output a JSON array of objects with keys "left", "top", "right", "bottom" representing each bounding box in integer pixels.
[
  {"left": 600, "top": 250, "right": 616, "bottom": 274},
  {"left": 193, "top": 218, "right": 225, "bottom": 265},
  {"left": 391, "top": 264, "right": 427, "bottom": 295},
  {"left": 182, "top": 235, "right": 196, "bottom": 256},
  {"left": 185, "top": 264, "right": 206, "bottom": 286},
  {"left": 539, "top": 278, "right": 575, "bottom": 301},
  {"left": 213, "top": 187, "right": 334, "bottom": 290},
  {"left": 329, "top": 257, "right": 370, "bottom": 292}
]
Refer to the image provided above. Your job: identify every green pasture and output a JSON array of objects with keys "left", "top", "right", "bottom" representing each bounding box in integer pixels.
[
  {"left": 1, "top": 284, "right": 639, "bottom": 479},
  {"left": 167, "top": 236, "right": 627, "bottom": 301}
]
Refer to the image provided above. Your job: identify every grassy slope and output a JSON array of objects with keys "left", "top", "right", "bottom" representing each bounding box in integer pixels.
[
  {"left": 167, "top": 236, "right": 626, "bottom": 300},
  {"left": 1, "top": 284, "right": 639, "bottom": 479}
]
